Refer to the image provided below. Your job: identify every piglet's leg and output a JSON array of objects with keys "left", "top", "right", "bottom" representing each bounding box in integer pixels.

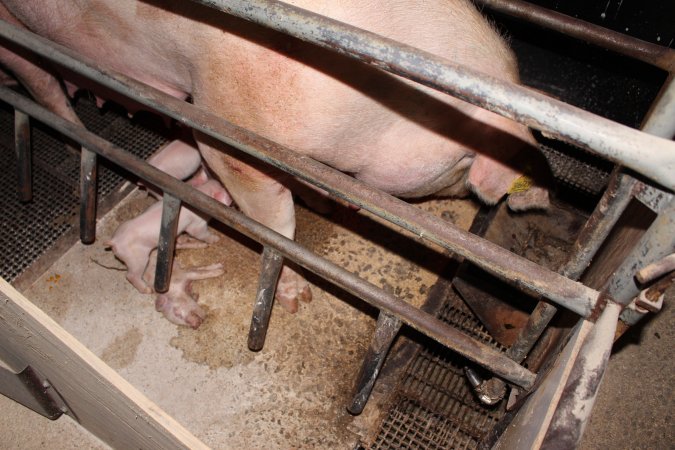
[
  {"left": 175, "top": 234, "right": 209, "bottom": 249},
  {"left": 145, "top": 251, "right": 224, "bottom": 329},
  {"left": 276, "top": 265, "right": 312, "bottom": 313},
  {"left": 185, "top": 220, "right": 221, "bottom": 245},
  {"left": 181, "top": 263, "right": 225, "bottom": 282},
  {"left": 124, "top": 253, "right": 154, "bottom": 294},
  {"left": 197, "top": 136, "right": 311, "bottom": 313}
]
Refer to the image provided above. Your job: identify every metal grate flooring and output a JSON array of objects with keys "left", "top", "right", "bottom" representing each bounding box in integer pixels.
[
  {"left": 367, "top": 294, "right": 508, "bottom": 450},
  {"left": 536, "top": 132, "right": 614, "bottom": 197},
  {"left": 0, "top": 93, "right": 168, "bottom": 282}
]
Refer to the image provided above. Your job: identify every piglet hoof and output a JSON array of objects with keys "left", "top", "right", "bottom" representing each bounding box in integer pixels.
[
  {"left": 127, "top": 276, "right": 153, "bottom": 295},
  {"left": 277, "top": 296, "right": 299, "bottom": 314},
  {"left": 155, "top": 294, "right": 206, "bottom": 329},
  {"left": 297, "top": 285, "right": 312, "bottom": 304},
  {"left": 275, "top": 266, "right": 312, "bottom": 314},
  {"left": 276, "top": 286, "right": 311, "bottom": 313}
]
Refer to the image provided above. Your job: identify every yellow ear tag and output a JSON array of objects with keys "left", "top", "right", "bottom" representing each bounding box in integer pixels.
[{"left": 508, "top": 175, "right": 533, "bottom": 194}]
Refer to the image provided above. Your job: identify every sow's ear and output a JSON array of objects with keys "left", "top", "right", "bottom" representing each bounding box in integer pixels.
[{"left": 467, "top": 149, "right": 551, "bottom": 212}]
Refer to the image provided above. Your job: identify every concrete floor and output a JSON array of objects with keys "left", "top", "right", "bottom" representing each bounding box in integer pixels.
[
  {"left": 0, "top": 190, "right": 476, "bottom": 449},
  {"left": 580, "top": 288, "right": 674, "bottom": 450},
  {"left": 0, "top": 188, "right": 672, "bottom": 449}
]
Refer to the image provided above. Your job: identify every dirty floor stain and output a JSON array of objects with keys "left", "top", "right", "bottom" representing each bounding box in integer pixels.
[{"left": 101, "top": 327, "right": 144, "bottom": 370}]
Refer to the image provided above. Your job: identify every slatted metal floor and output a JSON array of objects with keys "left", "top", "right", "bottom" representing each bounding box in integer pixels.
[
  {"left": 0, "top": 93, "right": 168, "bottom": 282},
  {"left": 363, "top": 293, "right": 508, "bottom": 450}
]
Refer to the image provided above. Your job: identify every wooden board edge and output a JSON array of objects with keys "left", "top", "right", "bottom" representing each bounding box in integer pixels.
[{"left": 0, "top": 277, "right": 209, "bottom": 450}]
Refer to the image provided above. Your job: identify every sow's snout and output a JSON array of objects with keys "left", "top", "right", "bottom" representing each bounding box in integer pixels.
[{"left": 463, "top": 114, "right": 552, "bottom": 212}]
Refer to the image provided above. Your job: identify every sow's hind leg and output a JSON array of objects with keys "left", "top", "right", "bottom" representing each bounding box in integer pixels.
[
  {"left": 196, "top": 133, "right": 312, "bottom": 313},
  {"left": 0, "top": 3, "right": 84, "bottom": 129}
]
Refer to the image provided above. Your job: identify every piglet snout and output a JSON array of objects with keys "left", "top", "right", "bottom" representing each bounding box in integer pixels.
[{"left": 155, "top": 293, "right": 206, "bottom": 329}]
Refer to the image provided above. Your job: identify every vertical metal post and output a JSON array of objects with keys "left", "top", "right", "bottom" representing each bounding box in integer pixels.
[
  {"left": 484, "top": 74, "right": 674, "bottom": 378},
  {"left": 154, "top": 194, "right": 181, "bottom": 293},
  {"left": 248, "top": 247, "right": 284, "bottom": 351},
  {"left": 348, "top": 312, "right": 402, "bottom": 415},
  {"left": 472, "top": 169, "right": 637, "bottom": 404},
  {"left": 511, "top": 169, "right": 637, "bottom": 355},
  {"left": 79, "top": 148, "right": 97, "bottom": 244},
  {"left": 14, "top": 110, "right": 32, "bottom": 202}
]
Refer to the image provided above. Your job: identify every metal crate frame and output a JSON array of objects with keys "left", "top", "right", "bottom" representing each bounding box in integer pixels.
[{"left": 0, "top": 0, "right": 673, "bottom": 447}]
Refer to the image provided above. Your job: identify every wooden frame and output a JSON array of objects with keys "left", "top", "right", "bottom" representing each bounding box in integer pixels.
[{"left": 0, "top": 278, "right": 208, "bottom": 450}]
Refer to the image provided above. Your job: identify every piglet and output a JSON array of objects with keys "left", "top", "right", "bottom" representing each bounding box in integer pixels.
[
  {"left": 105, "top": 179, "right": 232, "bottom": 294},
  {"left": 144, "top": 139, "right": 208, "bottom": 199},
  {"left": 143, "top": 249, "right": 224, "bottom": 329}
]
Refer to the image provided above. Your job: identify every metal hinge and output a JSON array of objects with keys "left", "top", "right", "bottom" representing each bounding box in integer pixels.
[{"left": 0, "top": 364, "right": 68, "bottom": 420}]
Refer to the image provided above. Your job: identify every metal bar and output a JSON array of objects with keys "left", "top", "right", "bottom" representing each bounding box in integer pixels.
[
  {"left": 540, "top": 301, "right": 623, "bottom": 448},
  {"left": 475, "top": 0, "right": 675, "bottom": 71},
  {"left": 506, "top": 302, "right": 557, "bottom": 365},
  {"left": 0, "top": 22, "right": 607, "bottom": 320},
  {"left": 14, "top": 109, "right": 31, "bottom": 202},
  {"left": 154, "top": 194, "right": 181, "bottom": 294},
  {"left": 606, "top": 198, "right": 675, "bottom": 305},
  {"left": 635, "top": 253, "right": 675, "bottom": 284},
  {"left": 472, "top": 168, "right": 637, "bottom": 404},
  {"left": 0, "top": 365, "right": 65, "bottom": 420},
  {"left": 348, "top": 312, "right": 402, "bottom": 415},
  {"left": 635, "top": 182, "right": 674, "bottom": 214},
  {"left": 562, "top": 170, "right": 638, "bottom": 281},
  {"left": 602, "top": 70, "right": 675, "bottom": 305},
  {"left": 641, "top": 73, "right": 675, "bottom": 139},
  {"left": 248, "top": 247, "right": 284, "bottom": 352},
  {"left": 0, "top": 85, "right": 537, "bottom": 389},
  {"left": 188, "top": 0, "right": 675, "bottom": 191},
  {"left": 79, "top": 148, "right": 97, "bottom": 245}
]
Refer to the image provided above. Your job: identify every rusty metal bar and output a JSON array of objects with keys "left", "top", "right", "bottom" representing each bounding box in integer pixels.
[
  {"left": 79, "top": 148, "right": 97, "bottom": 245},
  {"left": 540, "top": 300, "right": 623, "bottom": 448},
  {"left": 0, "top": 85, "right": 537, "bottom": 389},
  {"left": 14, "top": 109, "right": 31, "bottom": 202},
  {"left": 348, "top": 312, "right": 402, "bottom": 415},
  {"left": 488, "top": 69, "right": 675, "bottom": 384},
  {"left": 248, "top": 247, "right": 284, "bottom": 352},
  {"left": 470, "top": 168, "right": 639, "bottom": 404},
  {"left": 188, "top": 0, "right": 675, "bottom": 191},
  {"left": 475, "top": 0, "right": 675, "bottom": 71},
  {"left": 0, "top": 22, "right": 608, "bottom": 320},
  {"left": 562, "top": 171, "right": 639, "bottom": 280},
  {"left": 154, "top": 194, "right": 182, "bottom": 294}
]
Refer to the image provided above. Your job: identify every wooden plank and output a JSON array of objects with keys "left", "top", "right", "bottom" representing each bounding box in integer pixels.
[{"left": 0, "top": 278, "right": 209, "bottom": 450}]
